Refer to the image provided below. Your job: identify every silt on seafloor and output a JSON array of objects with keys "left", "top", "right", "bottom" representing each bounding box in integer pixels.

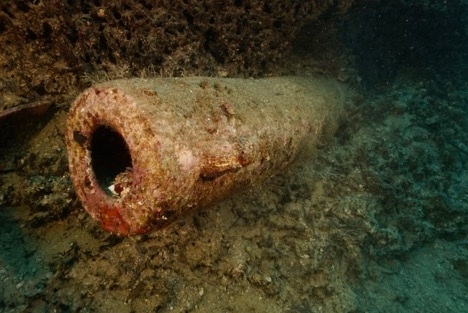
[{"left": 65, "top": 77, "right": 344, "bottom": 235}]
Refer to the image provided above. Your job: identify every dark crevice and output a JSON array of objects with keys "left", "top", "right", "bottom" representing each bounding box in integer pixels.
[{"left": 90, "top": 126, "right": 132, "bottom": 193}]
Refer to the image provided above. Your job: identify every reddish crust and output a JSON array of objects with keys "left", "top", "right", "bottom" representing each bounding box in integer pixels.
[
  {"left": 97, "top": 204, "right": 149, "bottom": 236},
  {"left": 97, "top": 204, "right": 129, "bottom": 235}
]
